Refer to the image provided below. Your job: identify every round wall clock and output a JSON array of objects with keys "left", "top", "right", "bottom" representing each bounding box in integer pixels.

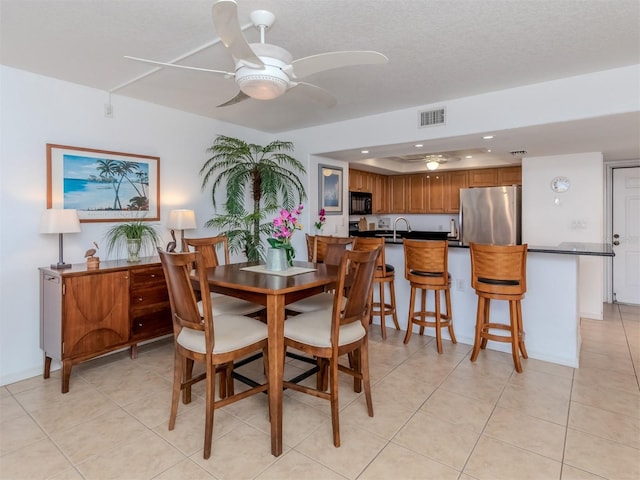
[{"left": 550, "top": 176, "right": 570, "bottom": 193}]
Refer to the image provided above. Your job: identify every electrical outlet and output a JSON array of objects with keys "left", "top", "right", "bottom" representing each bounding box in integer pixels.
[{"left": 456, "top": 279, "right": 464, "bottom": 291}]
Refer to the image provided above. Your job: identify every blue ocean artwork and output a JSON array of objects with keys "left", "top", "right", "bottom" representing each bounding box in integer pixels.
[
  {"left": 323, "top": 174, "right": 340, "bottom": 207},
  {"left": 62, "top": 154, "right": 150, "bottom": 211}
]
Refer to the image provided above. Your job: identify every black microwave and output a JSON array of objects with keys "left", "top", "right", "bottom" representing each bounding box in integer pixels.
[{"left": 349, "top": 191, "right": 372, "bottom": 215}]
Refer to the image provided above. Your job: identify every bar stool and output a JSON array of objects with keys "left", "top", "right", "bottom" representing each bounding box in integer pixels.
[
  {"left": 403, "top": 239, "right": 456, "bottom": 353},
  {"left": 352, "top": 236, "right": 400, "bottom": 339},
  {"left": 469, "top": 242, "right": 528, "bottom": 373}
]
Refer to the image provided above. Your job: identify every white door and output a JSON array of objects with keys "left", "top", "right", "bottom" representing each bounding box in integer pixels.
[{"left": 613, "top": 166, "right": 640, "bottom": 304}]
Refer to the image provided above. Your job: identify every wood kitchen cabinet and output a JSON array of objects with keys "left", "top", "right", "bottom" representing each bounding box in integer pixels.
[
  {"left": 371, "top": 173, "right": 388, "bottom": 213},
  {"left": 426, "top": 173, "right": 445, "bottom": 212},
  {"left": 468, "top": 168, "right": 499, "bottom": 187},
  {"left": 497, "top": 166, "right": 522, "bottom": 185},
  {"left": 40, "top": 257, "right": 172, "bottom": 393},
  {"left": 388, "top": 175, "right": 406, "bottom": 212},
  {"left": 444, "top": 170, "right": 469, "bottom": 212},
  {"left": 348, "top": 169, "right": 373, "bottom": 192},
  {"left": 468, "top": 166, "right": 522, "bottom": 187},
  {"left": 407, "top": 174, "right": 426, "bottom": 213}
]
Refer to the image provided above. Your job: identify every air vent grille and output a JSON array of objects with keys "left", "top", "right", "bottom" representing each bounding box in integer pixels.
[
  {"left": 510, "top": 150, "right": 527, "bottom": 156},
  {"left": 419, "top": 108, "right": 446, "bottom": 127}
]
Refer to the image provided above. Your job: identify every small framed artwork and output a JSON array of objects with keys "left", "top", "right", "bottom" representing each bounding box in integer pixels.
[
  {"left": 318, "top": 164, "right": 343, "bottom": 215},
  {"left": 47, "top": 144, "right": 160, "bottom": 222}
]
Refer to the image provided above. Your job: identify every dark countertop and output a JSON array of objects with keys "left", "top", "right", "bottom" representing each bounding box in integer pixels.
[{"left": 383, "top": 239, "right": 614, "bottom": 257}]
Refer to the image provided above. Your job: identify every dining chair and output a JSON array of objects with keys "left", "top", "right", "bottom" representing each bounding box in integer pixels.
[
  {"left": 286, "top": 235, "right": 352, "bottom": 314},
  {"left": 282, "top": 246, "right": 380, "bottom": 447},
  {"left": 158, "top": 249, "right": 269, "bottom": 459},
  {"left": 352, "top": 236, "right": 400, "bottom": 338},
  {"left": 182, "top": 235, "right": 265, "bottom": 317}
]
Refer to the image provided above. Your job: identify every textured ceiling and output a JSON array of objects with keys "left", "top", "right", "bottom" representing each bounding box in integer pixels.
[{"left": 1, "top": 0, "right": 639, "bottom": 168}]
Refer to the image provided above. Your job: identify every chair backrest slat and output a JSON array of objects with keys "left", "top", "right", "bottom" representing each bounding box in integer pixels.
[
  {"left": 159, "top": 248, "right": 214, "bottom": 349},
  {"left": 333, "top": 247, "right": 380, "bottom": 335},
  {"left": 404, "top": 239, "right": 449, "bottom": 286},
  {"left": 182, "top": 235, "right": 231, "bottom": 269},
  {"left": 307, "top": 234, "right": 353, "bottom": 264},
  {"left": 470, "top": 242, "right": 528, "bottom": 296},
  {"left": 352, "top": 237, "right": 386, "bottom": 276}
]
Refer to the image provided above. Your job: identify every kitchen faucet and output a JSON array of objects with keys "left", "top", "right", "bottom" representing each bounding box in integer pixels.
[{"left": 393, "top": 217, "right": 411, "bottom": 242}]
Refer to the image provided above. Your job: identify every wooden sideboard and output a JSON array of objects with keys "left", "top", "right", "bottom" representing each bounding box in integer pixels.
[{"left": 39, "top": 256, "right": 172, "bottom": 393}]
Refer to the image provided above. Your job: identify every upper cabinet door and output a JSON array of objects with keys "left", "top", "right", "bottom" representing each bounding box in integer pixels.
[
  {"left": 426, "top": 173, "right": 445, "bottom": 212},
  {"left": 444, "top": 170, "right": 468, "bottom": 213},
  {"left": 388, "top": 175, "right": 406, "bottom": 213},
  {"left": 407, "top": 174, "right": 426, "bottom": 213}
]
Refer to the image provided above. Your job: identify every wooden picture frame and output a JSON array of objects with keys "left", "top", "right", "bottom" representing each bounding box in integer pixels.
[
  {"left": 318, "top": 164, "right": 343, "bottom": 215},
  {"left": 47, "top": 144, "right": 160, "bottom": 222}
]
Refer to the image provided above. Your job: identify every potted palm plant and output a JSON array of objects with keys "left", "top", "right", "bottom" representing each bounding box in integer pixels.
[
  {"left": 104, "top": 220, "right": 160, "bottom": 262},
  {"left": 200, "top": 135, "right": 306, "bottom": 262}
]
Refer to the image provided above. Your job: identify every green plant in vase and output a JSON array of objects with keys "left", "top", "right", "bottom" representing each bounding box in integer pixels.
[
  {"left": 267, "top": 205, "right": 303, "bottom": 267},
  {"left": 104, "top": 220, "right": 160, "bottom": 262}
]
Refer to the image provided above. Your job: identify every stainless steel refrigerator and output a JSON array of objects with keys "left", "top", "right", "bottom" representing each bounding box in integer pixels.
[{"left": 459, "top": 186, "right": 522, "bottom": 245}]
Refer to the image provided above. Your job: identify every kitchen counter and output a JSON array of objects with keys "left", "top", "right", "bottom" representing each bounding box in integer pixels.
[
  {"left": 373, "top": 240, "right": 610, "bottom": 368},
  {"left": 371, "top": 236, "right": 614, "bottom": 257}
]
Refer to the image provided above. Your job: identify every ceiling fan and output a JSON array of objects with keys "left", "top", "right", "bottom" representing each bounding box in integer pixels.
[{"left": 125, "top": 0, "right": 388, "bottom": 108}]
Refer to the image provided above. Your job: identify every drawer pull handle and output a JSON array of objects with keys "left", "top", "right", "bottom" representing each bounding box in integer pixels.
[
  {"left": 150, "top": 274, "right": 156, "bottom": 278},
  {"left": 138, "top": 322, "right": 143, "bottom": 327},
  {"left": 138, "top": 297, "right": 143, "bottom": 302}
]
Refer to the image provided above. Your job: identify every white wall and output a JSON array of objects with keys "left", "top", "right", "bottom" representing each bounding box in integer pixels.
[
  {"left": 1, "top": 63, "right": 637, "bottom": 385},
  {"left": 0, "top": 65, "right": 270, "bottom": 385},
  {"left": 522, "top": 153, "right": 605, "bottom": 319}
]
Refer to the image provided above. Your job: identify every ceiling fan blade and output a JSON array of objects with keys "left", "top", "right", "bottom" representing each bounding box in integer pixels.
[
  {"left": 289, "top": 82, "right": 337, "bottom": 108},
  {"left": 217, "top": 90, "right": 250, "bottom": 107},
  {"left": 124, "top": 56, "right": 234, "bottom": 76},
  {"left": 212, "top": 0, "right": 264, "bottom": 68},
  {"left": 289, "top": 51, "right": 388, "bottom": 79}
]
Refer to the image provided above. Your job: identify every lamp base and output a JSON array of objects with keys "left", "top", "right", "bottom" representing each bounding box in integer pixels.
[{"left": 51, "top": 262, "right": 72, "bottom": 270}]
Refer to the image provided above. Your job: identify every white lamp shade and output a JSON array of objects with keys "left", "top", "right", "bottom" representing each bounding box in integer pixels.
[
  {"left": 39, "top": 209, "right": 81, "bottom": 234},
  {"left": 167, "top": 209, "right": 197, "bottom": 230}
]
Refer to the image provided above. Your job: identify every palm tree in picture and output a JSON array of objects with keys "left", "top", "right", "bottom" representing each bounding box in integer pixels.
[
  {"left": 200, "top": 135, "right": 306, "bottom": 262},
  {"left": 96, "top": 159, "right": 121, "bottom": 210}
]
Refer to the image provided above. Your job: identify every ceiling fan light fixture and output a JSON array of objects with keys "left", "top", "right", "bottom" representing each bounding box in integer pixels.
[
  {"left": 426, "top": 160, "right": 440, "bottom": 170},
  {"left": 237, "top": 73, "right": 288, "bottom": 100},
  {"left": 425, "top": 154, "right": 444, "bottom": 170}
]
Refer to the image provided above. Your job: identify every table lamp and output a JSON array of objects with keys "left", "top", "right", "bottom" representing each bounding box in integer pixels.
[
  {"left": 167, "top": 209, "right": 197, "bottom": 252},
  {"left": 39, "top": 209, "right": 81, "bottom": 269}
]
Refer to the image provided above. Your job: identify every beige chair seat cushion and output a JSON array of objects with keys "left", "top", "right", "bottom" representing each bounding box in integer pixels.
[
  {"left": 197, "top": 293, "right": 263, "bottom": 316},
  {"left": 286, "top": 292, "right": 347, "bottom": 314},
  {"left": 177, "top": 314, "right": 268, "bottom": 354},
  {"left": 284, "top": 309, "right": 365, "bottom": 348}
]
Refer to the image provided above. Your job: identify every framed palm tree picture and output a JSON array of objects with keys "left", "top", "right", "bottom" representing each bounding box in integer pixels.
[
  {"left": 318, "top": 164, "right": 343, "bottom": 215},
  {"left": 46, "top": 144, "right": 160, "bottom": 222}
]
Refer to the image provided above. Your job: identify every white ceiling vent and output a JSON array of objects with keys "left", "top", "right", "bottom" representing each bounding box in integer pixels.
[{"left": 419, "top": 108, "right": 446, "bottom": 127}]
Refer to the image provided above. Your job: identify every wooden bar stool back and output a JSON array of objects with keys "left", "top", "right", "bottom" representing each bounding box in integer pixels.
[
  {"left": 352, "top": 236, "right": 400, "bottom": 339},
  {"left": 469, "top": 242, "right": 528, "bottom": 372},
  {"left": 403, "top": 239, "right": 457, "bottom": 353}
]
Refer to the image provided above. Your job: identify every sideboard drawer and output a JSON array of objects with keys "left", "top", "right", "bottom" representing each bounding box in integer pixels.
[{"left": 130, "top": 266, "right": 166, "bottom": 288}]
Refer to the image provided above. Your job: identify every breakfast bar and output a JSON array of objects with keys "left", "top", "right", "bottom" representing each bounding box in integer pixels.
[{"left": 375, "top": 240, "right": 613, "bottom": 368}]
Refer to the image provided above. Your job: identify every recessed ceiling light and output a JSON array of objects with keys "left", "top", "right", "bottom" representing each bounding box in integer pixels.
[
  {"left": 482, "top": 135, "right": 494, "bottom": 139},
  {"left": 414, "top": 144, "right": 423, "bottom": 148},
  {"left": 361, "top": 150, "right": 369, "bottom": 154},
  {"left": 487, "top": 149, "right": 492, "bottom": 153},
  {"left": 465, "top": 155, "right": 473, "bottom": 159}
]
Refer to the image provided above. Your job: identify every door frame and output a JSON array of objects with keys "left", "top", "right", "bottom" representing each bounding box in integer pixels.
[{"left": 604, "top": 159, "right": 640, "bottom": 303}]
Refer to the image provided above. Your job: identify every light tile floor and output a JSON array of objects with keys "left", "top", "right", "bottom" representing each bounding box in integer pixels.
[{"left": 1, "top": 303, "right": 638, "bottom": 479}]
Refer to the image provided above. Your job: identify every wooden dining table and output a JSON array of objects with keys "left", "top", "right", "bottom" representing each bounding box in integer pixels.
[{"left": 200, "top": 260, "right": 338, "bottom": 457}]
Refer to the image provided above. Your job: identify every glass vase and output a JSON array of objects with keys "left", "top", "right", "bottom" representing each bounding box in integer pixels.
[{"left": 127, "top": 238, "right": 141, "bottom": 262}]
